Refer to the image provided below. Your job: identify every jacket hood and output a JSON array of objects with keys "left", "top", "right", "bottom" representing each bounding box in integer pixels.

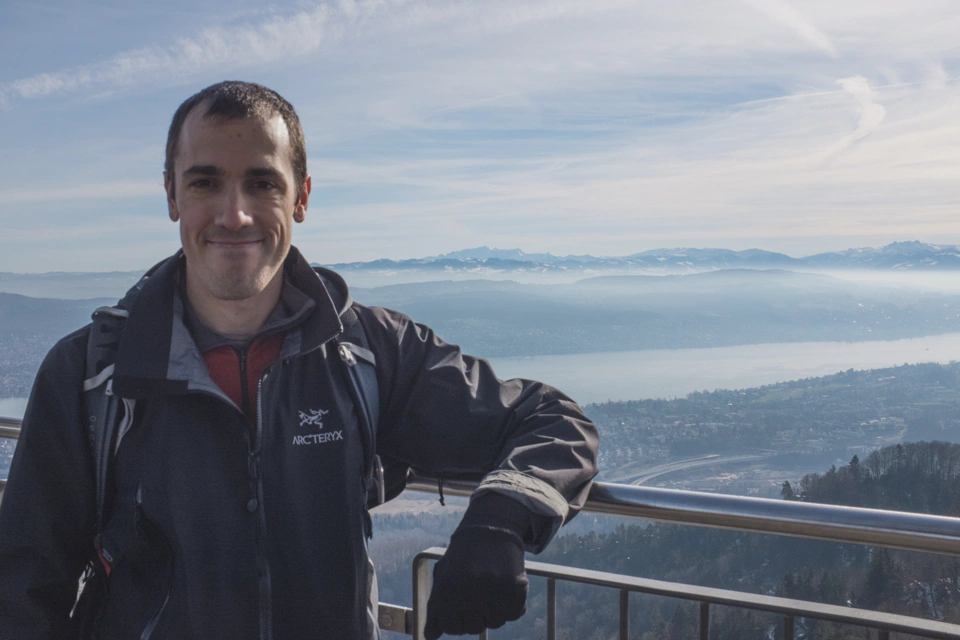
[{"left": 112, "top": 246, "right": 348, "bottom": 399}]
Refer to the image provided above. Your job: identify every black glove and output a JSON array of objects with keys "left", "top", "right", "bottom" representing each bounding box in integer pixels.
[{"left": 424, "top": 493, "right": 532, "bottom": 639}]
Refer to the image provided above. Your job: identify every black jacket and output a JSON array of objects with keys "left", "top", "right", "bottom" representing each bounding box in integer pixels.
[{"left": 0, "top": 247, "right": 599, "bottom": 640}]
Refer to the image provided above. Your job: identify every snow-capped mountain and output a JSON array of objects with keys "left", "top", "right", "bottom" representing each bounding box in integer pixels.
[{"left": 326, "top": 242, "right": 960, "bottom": 275}]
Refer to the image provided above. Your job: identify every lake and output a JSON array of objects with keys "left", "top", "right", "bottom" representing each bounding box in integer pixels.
[
  {"left": 0, "top": 397, "right": 28, "bottom": 420},
  {"left": 487, "top": 333, "right": 960, "bottom": 404},
  {"left": 3, "top": 332, "right": 960, "bottom": 419}
]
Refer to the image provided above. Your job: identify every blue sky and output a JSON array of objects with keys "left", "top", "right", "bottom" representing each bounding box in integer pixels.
[{"left": 2, "top": 0, "right": 960, "bottom": 272}]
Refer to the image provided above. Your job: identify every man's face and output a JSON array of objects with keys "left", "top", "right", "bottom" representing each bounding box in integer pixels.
[{"left": 165, "top": 108, "right": 310, "bottom": 302}]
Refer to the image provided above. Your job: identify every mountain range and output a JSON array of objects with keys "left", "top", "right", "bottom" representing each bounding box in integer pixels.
[
  {"left": 1, "top": 241, "right": 958, "bottom": 299},
  {"left": 331, "top": 241, "right": 960, "bottom": 274}
]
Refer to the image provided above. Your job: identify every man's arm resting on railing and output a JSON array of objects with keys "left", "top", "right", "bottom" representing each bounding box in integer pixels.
[
  {"left": 357, "top": 305, "right": 600, "bottom": 636},
  {"left": 0, "top": 329, "right": 96, "bottom": 639}
]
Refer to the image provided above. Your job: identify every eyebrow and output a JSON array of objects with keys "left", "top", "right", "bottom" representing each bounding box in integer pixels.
[
  {"left": 182, "top": 165, "right": 224, "bottom": 177},
  {"left": 247, "top": 167, "right": 286, "bottom": 182},
  {"left": 181, "top": 165, "right": 287, "bottom": 183}
]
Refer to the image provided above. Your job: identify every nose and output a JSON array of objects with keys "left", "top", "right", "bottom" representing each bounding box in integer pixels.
[{"left": 215, "top": 185, "right": 255, "bottom": 231}]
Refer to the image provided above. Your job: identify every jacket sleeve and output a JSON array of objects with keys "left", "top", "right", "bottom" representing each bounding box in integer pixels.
[
  {"left": 0, "top": 328, "right": 96, "bottom": 639},
  {"left": 358, "top": 305, "right": 599, "bottom": 553}
]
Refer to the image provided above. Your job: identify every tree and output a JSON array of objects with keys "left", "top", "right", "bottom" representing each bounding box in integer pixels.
[
  {"left": 861, "top": 548, "right": 901, "bottom": 609},
  {"left": 781, "top": 481, "right": 797, "bottom": 501}
]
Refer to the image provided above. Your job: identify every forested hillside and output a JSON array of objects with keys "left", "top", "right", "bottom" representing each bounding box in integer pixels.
[{"left": 372, "top": 441, "right": 960, "bottom": 640}]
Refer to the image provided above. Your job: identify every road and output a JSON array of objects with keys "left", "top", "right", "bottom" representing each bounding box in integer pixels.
[{"left": 622, "top": 452, "right": 774, "bottom": 486}]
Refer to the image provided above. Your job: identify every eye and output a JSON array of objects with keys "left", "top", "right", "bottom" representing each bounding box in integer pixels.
[
  {"left": 189, "top": 179, "right": 214, "bottom": 189},
  {"left": 253, "top": 180, "right": 277, "bottom": 190}
]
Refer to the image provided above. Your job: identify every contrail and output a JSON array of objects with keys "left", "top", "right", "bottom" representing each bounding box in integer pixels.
[{"left": 742, "top": 0, "right": 838, "bottom": 58}]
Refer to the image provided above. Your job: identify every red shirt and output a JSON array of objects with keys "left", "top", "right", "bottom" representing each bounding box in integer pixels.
[{"left": 202, "top": 333, "right": 285, "bottom": 423}]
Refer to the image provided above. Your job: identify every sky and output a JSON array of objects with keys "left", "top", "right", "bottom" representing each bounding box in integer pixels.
[{"left": 1, "top": 0, "right": 960, "bottom": 272}]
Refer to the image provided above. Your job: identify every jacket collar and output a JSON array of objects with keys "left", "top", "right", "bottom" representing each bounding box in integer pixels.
[{"left": 112, "top": 246, "right": 347, "bottom": 399}]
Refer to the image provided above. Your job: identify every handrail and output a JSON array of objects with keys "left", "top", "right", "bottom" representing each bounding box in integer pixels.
[
  {"left": 0, "top": 417, "right": 20, "bottom": 492},
  {"left": 0, "top": 416, "right": 20, "bottom": 441},
  {"left": 5, "top": 418, "right": 960, "bottom": 557},
  {"left": 408, "top": 474, "right": 960, "bottom": 556}
]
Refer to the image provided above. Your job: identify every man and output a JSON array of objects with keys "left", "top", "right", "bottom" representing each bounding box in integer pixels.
[{"left": 0, "top": 81, "right": 598, "bottom": 639}]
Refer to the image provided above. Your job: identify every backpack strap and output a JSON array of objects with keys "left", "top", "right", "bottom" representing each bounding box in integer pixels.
[
  {"left": 81, "top": 257, "right": 165, "bottom": 532},
  {"left": 336, "top": 306, "right": 384, "bottom": 510},
  {"left": 83, "top": 306, "right": 136, "bottom": 553}
]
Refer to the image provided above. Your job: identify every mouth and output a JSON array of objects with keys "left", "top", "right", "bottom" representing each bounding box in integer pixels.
[{"left": 205, "top": 239, "right": 263, "bottom": 247}]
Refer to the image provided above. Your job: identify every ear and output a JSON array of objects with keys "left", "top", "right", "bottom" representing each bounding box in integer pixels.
[
  {"left": 164, "top": 171, "right": 179, "bottom": 222},
  {"left": 294, "top": 175, "right": 312, "bottom": 224}
]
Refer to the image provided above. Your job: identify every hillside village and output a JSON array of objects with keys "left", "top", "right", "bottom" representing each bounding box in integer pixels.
[{"left": 587, "top": 362, "right": 960, "bottom": 495}]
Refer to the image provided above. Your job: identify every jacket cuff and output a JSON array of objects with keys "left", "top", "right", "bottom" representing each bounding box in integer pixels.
[
  {"left": 455, "top": 492, "right": 532, "bottom": 543},
  {"left": 471, "top": 469, "right": 569, "bottom": 553}
]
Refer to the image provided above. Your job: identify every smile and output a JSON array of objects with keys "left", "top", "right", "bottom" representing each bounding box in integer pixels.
[{"left": 206, "top": 240, "right": 263, "bottom": 246}]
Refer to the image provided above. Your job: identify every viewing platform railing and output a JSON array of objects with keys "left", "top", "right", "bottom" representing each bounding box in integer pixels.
[{"left": 3, "top": 416, "right": 960, "bottom": 639}]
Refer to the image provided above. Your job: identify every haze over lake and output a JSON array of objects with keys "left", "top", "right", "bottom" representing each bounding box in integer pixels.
[
  {"left": 4, "top": 333, "right": 960, "bottom": 420},
  {"left": 488, "top": 333, "right": 960, "bottom": 404},
  {"left": 0, "top": 398, "right": 27, "bottom": 420}
]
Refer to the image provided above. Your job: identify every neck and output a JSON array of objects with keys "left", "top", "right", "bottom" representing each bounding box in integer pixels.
[{"left": 185, "top": 270, "right": 283, "bottom": 337}]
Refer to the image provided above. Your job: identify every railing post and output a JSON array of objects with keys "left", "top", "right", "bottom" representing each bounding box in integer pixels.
[
  {"left": 619, "top": 589, "right": 629, "bottom": 640},
  {"left": 547, "top": 578, "right": 556, "bottom": 640},
  {"left": 699, "top": 601, "right": 710, "bottom": 640},
  {"left": 784, "top": 615, "right": 794, "bottom": 640},
  {"left": 412, "top": 553, "right": 433, "bottom": 640}
]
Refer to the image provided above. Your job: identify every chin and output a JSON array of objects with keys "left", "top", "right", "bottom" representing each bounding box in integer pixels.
[{"left": 206, "top": 268, "right": 273, "bottom": 301}]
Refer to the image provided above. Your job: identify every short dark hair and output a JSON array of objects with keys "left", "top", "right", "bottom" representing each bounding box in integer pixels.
[{"left": 165, "top": 81, "right": 307, "bottom": 198}]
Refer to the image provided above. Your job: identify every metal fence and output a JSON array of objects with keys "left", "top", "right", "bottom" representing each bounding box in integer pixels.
[{"left": 4, "top": 417, "right": 960, "bottom": 639}]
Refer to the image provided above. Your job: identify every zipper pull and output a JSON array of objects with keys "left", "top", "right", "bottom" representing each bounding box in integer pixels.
[
  {"left": 338, "top": 342, "right": 356, "bottom": 366},
  {"left": 375, "top": 455, "right": 385, "bottom": 506}
]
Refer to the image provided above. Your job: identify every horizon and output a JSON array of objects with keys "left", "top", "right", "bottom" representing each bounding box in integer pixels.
[
  {"left": 0, "top": 239, "right": 954, "bottom": 275},
  {"left": 3, "top": 1, "right": 960, "bottom": 271}
]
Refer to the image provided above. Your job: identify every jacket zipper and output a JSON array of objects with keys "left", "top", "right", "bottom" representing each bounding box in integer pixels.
[
  {"left": 252, "top": 364, "right": 274, "bottom": 640},
  {"left": 236, "top": 346, "right": 251, "bottom": 419}
]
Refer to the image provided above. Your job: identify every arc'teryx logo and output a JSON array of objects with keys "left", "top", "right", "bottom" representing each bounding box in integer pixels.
[
  {"left": 293, "top": 408, "right": 343, "bottom": 446},
  {"left": 299, "top": 409, "right": 329, "bottom": 427}
]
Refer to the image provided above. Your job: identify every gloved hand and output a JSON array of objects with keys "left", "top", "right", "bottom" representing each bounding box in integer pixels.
[{"left": 423, "top": 493, "right": 532, "bottom": 639}]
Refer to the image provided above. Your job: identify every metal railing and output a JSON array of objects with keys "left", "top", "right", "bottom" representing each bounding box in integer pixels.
[
  {"left": 0, "top": 416, "right": 19, "bottom": 441},
  {"left": 0, "top": 417, "right": 21, "bottom": 497},
  {"left": 406, "top": 475, "right": 960, "bottom": 556},
  {"left": 400, "top": 547, "right": 960, "bottom": 640},
  {"left": 368, "top": 475, "right": 960, "bottom": 640},
  {"left": 4, "top": 417, "right": 960, "bottom": 639}
]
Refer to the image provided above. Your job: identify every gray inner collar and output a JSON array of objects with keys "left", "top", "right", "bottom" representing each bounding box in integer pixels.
[{"left": 180, "top": 271, "right": 318, "bottom": 353}]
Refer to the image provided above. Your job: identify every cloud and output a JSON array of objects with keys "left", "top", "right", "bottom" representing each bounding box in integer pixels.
[
  {"left": 0, "top": 5, "right": 331, "bottom": 103},
  {"left": 0, "top": 182, "right": 160, "bottom": 204},
  {"left": 822, "top": 76, "right": 887, "bottom": 161},
  {"left": 741, "top": 0, "right": 837, "bottom": 57},
  {"left": 0, "top": 0, "right": 653, "bottom": 106}
]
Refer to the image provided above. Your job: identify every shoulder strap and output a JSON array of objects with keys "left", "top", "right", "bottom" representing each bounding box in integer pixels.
[
  {"left": 338, "top": 306, "right": 379, "bottom": 427},
  {"left": 82, "top": 257, "right": 168, "bottom": 535},
  {"left": 336, "top": 306, "right": 384, "bottom": 508},
  {"left": 83, "top": 306, "right": 135, "bottom": 536}
]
